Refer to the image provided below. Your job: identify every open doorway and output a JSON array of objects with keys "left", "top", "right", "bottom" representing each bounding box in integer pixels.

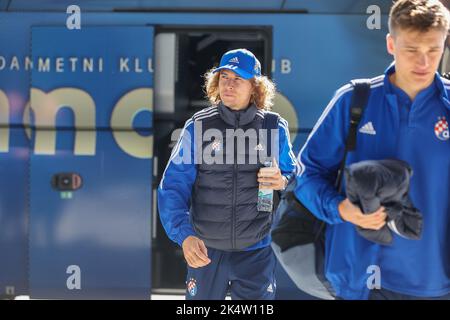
[{"left": 152, "top": 26, "right": 272, "bottom": 293}]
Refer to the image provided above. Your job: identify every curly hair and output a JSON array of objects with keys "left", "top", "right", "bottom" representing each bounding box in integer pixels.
[
  {"left": 389, "top": 0, "right": 450, "bottom": 35},
  {"left": 203, "top": 68, "right": 276, "bottom": 111}
]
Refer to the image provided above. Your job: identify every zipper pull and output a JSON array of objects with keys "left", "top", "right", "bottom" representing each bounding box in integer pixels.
[{"left": 235, "top": 113, "right": 240, "bottom": 128}]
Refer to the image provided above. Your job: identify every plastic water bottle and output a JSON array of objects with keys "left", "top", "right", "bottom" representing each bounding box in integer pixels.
[{"left": 257, "top": 159, "right": 274, "bottom": 212}]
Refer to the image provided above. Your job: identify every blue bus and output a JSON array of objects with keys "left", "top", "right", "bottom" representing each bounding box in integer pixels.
[{"left": 0, "top": 0, "right": 448, "bottom": 299}]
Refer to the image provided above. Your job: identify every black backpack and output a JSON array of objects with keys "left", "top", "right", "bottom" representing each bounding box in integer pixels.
[{"left": 270, "top": 80, "right": 371, "bottom": 300}]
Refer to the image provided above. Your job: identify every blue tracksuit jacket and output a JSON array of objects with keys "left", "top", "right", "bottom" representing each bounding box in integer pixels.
[{"left": 295, "top": 64, "right": 450, "bottom": 299}]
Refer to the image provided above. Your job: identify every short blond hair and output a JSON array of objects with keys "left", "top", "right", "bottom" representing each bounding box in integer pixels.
[
  {"left": 389, "top": 0, "right": 450, "bottom": 35},
  {"left": 203, "top": 68, "right": 276, "bottom": 111}
]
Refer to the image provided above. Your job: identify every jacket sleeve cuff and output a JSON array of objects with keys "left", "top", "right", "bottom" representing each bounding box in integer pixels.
[
  {"left": 327, "top": 195, "right": 346, "bottom": 224},
  {"left": 176, "top": 226, "right": 197, "bottom": 247}
]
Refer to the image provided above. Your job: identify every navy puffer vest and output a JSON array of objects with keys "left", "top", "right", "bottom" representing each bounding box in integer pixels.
[{"left": 191, "top": 103, "right": 278, "bottom": 251}]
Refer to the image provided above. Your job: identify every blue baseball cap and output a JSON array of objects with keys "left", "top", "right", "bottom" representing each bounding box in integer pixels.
[{"left": 213, "top": 48, "right": 262, "bottom": 80}]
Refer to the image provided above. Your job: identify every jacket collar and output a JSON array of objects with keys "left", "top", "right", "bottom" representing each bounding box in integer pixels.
[
  {"left": 384, "top": 62, "right": 450, "bottom": 110},
  {"left": 218, "top": 102, "right": 258, "bottom": 126}
]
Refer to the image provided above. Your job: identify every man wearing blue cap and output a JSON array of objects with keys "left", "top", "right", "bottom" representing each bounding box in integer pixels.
[{"left": 158, "top": 48, "right": 297, "bottom": 299}]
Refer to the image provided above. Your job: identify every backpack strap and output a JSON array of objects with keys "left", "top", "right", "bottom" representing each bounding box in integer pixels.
[
  {"left": 263, "top": 112, "right": 280, "bottom": 159},
  {"left": 347, "top": 79, "right": 371, "bottom": 151},
  {"left": 335, "top": 79, "right": 371, "bottom": 189}
]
